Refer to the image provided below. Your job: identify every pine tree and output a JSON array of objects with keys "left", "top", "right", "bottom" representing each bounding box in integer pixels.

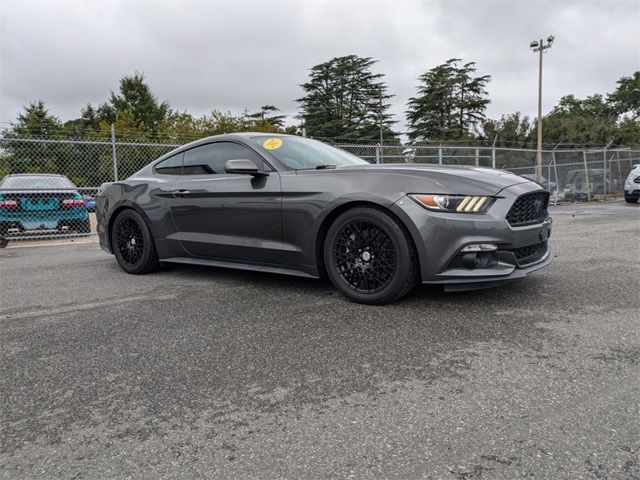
[
  {"left": 247, "top": 105, "right": 286, "bottom": 129},
  {"left": 297, "top": 55, "right": 396, "bottom": 140},
  {"left": 406, "top": 59, "right": 490, "bottom": 141},
  {"left": 455, "top": 62, "right": 491, "bottom": 138},
  {"left": 8, "top": 100, "right": 62, "bottom": 137}
]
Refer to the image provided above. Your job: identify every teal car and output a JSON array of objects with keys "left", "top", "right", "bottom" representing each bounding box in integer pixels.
[{"left": 0, "top": 174, "right": 91, "bottom": 236}]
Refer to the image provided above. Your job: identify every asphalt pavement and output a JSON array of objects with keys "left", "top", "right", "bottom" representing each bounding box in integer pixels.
[{"left": 1, "top": 201, "right": 639, "bottom": 479}]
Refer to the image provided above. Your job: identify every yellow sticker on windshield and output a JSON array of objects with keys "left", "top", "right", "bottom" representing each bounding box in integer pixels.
[{"left": 263, "top": 138, "right": 283, "bottom": 150}]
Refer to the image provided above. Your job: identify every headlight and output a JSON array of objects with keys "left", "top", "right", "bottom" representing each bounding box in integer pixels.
[{"left": 410, "top": 194, "right": 495, "bottom": 213}]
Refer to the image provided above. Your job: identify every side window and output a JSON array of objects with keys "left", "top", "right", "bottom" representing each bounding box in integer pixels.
[
  {"left": 155, "top": 152, "right": 183, "bottom": 175},
  {"left": 182, "top": 142, "right": 265, "bottom": 175}
]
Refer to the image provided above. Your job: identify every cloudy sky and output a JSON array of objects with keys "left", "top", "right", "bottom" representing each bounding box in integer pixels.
[{"left": 1, "top": 0, "right": 639, "bottom": 132}]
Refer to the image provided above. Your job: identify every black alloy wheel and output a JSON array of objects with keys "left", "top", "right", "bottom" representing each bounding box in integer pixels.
[
  {"left": 324, "top": 207, "right": 419, "bottom": 304},
  {"left": 333, "top": 221, "right": 397, "bottom": 294},
  {"left": 111, "top": 209, "right": 160, "bottom": 274},
  {"left": 116, "top": 216, "right": 145, "bottom": 265}
]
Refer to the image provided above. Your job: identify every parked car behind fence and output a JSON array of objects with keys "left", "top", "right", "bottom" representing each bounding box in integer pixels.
[
  {"left": 0, "top": 174, "right": 91, "bottom": 236},
  {"left": 563, "top": 169, "right": 611, "bottom": 201}
]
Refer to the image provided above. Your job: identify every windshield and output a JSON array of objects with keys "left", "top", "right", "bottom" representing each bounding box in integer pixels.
[
  {"left": 0, "top": 175, "right": 75, "bottom": 189},
  {"left": 250, "top": 136, "right": 368, "bottom": 170}
]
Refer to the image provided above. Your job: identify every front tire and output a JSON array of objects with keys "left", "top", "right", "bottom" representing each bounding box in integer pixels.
[
  {"left": 323, "top": 207, "right": 419, "bottom": 305},
  {"left": 624, "top": 193, "right": 639, "bottom": 204},
  {"left": 111, "top": 209, "right": 160, "bottom": 274}
]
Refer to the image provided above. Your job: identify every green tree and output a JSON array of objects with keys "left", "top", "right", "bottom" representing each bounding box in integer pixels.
[
  {"left": 7, "top": 100, "right": 62, "bottom": 137},
  {"left": 61, "top": 104, "right": 102, "bottom": 138},
  {"left": 297, "top": 55, "right": 396, "bottom": 140},
  {"left": 616, "top": 116, "right": 640, "bottom": 146},
  {"left": 247, "top": 105, "right": 286, "bottom": 129},
  {"left": 481, "top": 112, "right": 533, "bottom": 148},
  {"left": 607, "top": 71, "right": 640, "bottom": 120},
  {"left": 537, "top": 94, "right": 619, "bottom": 147},
  {"left": 406, "top": 61, "right": 457, "bottom": 141},
  {"left": 1, "top": 101, "right": 78, "bottom": 180},
  {"left": 85, "top": 72, "right": 171, "bottom": 138},
  {"left": 454, "top": 62, "right": 491, "bottom": 138},
  {"left": 157, "top": 108, "right": 290, "bottom": 143},
  {"left": 406, "top": 59, "right": 490, "bottom": 142},
  {"left": 3, "top": 101, "right": 62, "bottom": 169}
]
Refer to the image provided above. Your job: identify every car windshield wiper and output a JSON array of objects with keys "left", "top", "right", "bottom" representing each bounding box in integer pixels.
[{"left": 315, "top": 164, "right": 338, "bottom": 170}]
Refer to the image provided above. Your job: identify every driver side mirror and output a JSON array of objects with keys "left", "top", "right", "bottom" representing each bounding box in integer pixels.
[{"left": 225, "top": 159, "right": 268, "bottom": 177}]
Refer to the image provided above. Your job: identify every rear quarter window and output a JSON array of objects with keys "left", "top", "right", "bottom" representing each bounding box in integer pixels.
[{"left": 155, "top": 153, "right": 184, "bottom": 175}]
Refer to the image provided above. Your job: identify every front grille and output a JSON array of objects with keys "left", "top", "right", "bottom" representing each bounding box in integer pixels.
[
  {"left": 506, "top": 191, "right": 549, "bottom": 227},
  {"left": 634, "top": 177, "right": 640, "bottom": 184},
  {"left": 512, "top": 241, "right": 548, "bottom": 266}
]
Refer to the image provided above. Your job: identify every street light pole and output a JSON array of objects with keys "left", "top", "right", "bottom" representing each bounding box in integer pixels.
[
  {"left": 530, "top": 35, "right": 554, "bottom": 183},
  {"left": 379, "top": 84, "right": 384, "bottom": 163},
  {"left": 378, "top": 85, "right": 384, "bottom": 144}
]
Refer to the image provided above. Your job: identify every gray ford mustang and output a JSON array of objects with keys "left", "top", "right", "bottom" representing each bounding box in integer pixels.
[{"left": 96, "top": 133, "right": 552, "bottom": 304}]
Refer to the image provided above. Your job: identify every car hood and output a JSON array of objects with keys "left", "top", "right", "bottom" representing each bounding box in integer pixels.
[{"left": 333, "top": 164, "right": 532, "bottom": 196}]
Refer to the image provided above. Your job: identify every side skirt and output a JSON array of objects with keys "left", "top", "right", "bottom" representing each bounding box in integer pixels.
[{"left": 161, "top": 256, "right": 319, "bottom": 279}]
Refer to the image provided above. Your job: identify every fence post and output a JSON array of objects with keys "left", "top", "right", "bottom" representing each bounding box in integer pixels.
[
  {"left": 438, "top": 145, "right": 442, "bottom": 165},
  {"left": 474, "top": 148, "right": 479, "bottom": 167},
  {"left": 603, "top": 140, "right": 613, "bottom": 199},
  {"left": 583, "top": 150, "right": 591, "bottom": 202},
  {"left": 551, "top": 149, "right": 559, "bottom": 205},
  {"left": 603, "top": 146, "right": 607, "bottom": 198},
  {"left": 375, "top": 144, "right": 381, "bottom": 164},
  {"left": 491, "top": 135, "right": 497, "bottom": 169},
  {"left": 615, "top": 149, "right": 622, "bottom": 188},
  {"left": 111, "top": 123, "right": 118, "bottom": 181}
]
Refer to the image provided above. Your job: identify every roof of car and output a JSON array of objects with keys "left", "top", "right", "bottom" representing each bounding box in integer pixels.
[
  {"left": 5, "top": 173, "right": 66, "bottom": 177},
  {"left": 228, "top": 132, "right": 296, "bottom": 137},
  {"left": 153, "top": 132, "right": 301, "bottom": 162},
  {"left": 187, "top": 132, "right": 297, "bottom": 144}
]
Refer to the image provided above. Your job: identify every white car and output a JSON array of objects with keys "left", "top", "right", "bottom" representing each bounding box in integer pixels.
[{"left": 624, "top": 164, "right": 640, "bottom": 204}]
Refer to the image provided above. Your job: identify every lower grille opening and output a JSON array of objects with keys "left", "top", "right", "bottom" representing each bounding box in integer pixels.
[{"left": 512, "top": 241, "right": 548, "bottom": 266}]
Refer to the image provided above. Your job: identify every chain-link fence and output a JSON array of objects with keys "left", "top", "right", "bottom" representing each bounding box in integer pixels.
[
  {"left": 0, "top": 136, "right": 179, "bottom": 242},
  {"left": 328, "top": 141, "right": 639, "bottom": 203},
  {"left": 0, "top": 134, "right": 638, "bottom": 242}
]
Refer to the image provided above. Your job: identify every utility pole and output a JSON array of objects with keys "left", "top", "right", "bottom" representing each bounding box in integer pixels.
[
  {"left": 530, "top": 35, "right": 555, "bottom": 183},
  {"left": 379, "top": 85, "right": 384, "bottom": 163},
  {"left": 378, "top": 85, "right": 384, "bottom": 145}
]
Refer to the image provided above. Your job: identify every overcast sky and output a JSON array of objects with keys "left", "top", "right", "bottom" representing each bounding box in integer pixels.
[{"left": 1, "top": 0, "right": 639, "bottom": 132}]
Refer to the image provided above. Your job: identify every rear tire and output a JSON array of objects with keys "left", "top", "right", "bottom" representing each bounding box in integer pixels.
[
  {"left": 111, "top": 209, "right": 160, "bottom": 274},
  {"left": 323, "top": 207, "right": 419, "bottom": 305}
]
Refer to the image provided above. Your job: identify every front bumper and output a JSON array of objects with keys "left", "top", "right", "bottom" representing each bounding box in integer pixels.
[
  {"left": 392, "top": 182, "right": 552, "bottom": 289},
  {"left": 624, "top": 186, "right": 639, "bottom": 198}
]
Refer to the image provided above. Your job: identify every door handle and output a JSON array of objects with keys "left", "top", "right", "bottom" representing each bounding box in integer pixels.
[{"left": 171, "top": 190, "right": 191, "bottom": 198}]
